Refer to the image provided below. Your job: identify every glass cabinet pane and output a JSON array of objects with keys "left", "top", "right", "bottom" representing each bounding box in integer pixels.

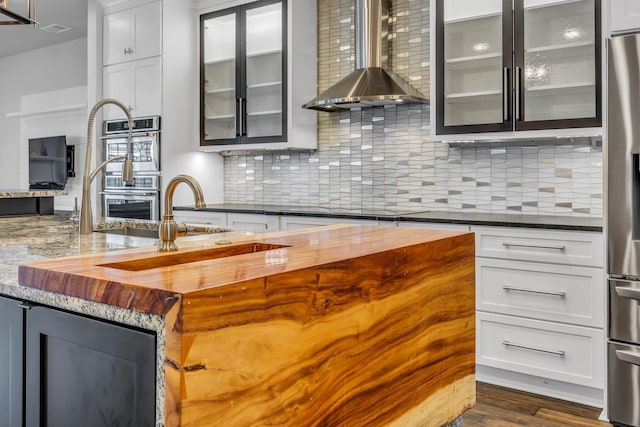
[
  {"left": 443, "top": 0, "right": 504, "bottom": 127},
  {"left": 522, "top": 0, "right": 596, "bottom": 122},
  {"left": 245, "top": 2, "right": 283, "bottom": 138},
  {"left": 202, "top": 13, "right": 237, "bottom": 141}
]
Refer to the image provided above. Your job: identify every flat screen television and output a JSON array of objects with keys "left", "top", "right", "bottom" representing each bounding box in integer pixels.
[{"left": 28, "top": 136, "right": 68, "bottom": 190}]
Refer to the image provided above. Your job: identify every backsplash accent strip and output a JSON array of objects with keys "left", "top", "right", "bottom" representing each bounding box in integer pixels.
[{"left": 223, "top": 0, "right": 602, "bottom": 218}]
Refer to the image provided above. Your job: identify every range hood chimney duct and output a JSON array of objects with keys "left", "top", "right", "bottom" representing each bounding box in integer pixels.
[{"left": 303, "top": 0, "right": 428, "bottom": 112}]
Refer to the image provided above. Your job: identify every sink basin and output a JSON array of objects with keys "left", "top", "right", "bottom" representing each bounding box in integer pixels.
[
  {"left": 94, "top": 227, "right": 159, "bottom": 239},
  {"left": 98, "top": 242, "right": 289, "bottom": 271}
]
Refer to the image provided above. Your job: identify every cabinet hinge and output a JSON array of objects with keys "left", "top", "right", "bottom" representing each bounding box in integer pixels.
[{"left": 17, "top": 302, "right": 35, "bottom": 310}]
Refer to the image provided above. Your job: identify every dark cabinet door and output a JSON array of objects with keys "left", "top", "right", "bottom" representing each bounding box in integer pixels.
[
  {"left": 513, "top": 0, "right": 601, "bottom": 131},
  {"left": 435, "top": 0, "right": 513, "bottom": 135},
  {"left": 0, "top": 296, "right": 23, "bottom": 427},
  {"left": 200, "top": 0, "right": 287, "bottom": 147},
  {"left": 25, "top": 306, "right": 156, "bottom": 427}
]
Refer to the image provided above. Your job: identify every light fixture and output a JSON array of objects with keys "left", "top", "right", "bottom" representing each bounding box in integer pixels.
[{"left": 0, "top": 0, "right": 37, "bottom": 26}]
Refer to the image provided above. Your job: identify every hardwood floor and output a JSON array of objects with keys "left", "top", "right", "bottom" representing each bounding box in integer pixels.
[{"left": 463, "top": 382, "right": 612, "bottom": 426}]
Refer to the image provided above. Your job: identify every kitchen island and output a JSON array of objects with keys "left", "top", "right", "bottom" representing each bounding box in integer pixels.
[
  {"left": 0, "top": 189, "right": 67, "bottom": 216},
  {"left": 3, "top": 216, "right": 476, "bottom": 426}
]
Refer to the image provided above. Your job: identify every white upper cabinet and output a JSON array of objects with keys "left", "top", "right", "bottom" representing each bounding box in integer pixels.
[
  {"left": 103, "top": 2, "right": 162, "bottom": 66},
  {"left": 609, "top": 0, "right": 640, "bottom": 34},
  {"left": 103, "top": 56, "right": 162, "bottom": 119}
]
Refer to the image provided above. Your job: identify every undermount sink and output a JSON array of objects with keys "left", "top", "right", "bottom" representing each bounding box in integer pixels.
[
  {"left": 98, "top": 242, "right": 289, "bottom": 271},
  {"left": 94, "top": 226, "right": 159, "bottom": 239}
]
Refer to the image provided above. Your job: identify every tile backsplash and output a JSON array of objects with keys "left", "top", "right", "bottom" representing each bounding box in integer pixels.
[{"left": 223, "top": 0, "right": 603, "bottom": 218}]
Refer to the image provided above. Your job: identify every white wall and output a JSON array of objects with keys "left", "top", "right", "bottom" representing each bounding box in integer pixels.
[
  {"left": 0, "top": 38, "right": 88, "bottom": 191},
  {"left": 161, "top": 0, "right": 223, "bottom": 208}
]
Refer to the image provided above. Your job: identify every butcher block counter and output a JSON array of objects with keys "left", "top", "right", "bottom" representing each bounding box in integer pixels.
[{"left": 16, "top": 223, "right": 476, "bottom": 426}]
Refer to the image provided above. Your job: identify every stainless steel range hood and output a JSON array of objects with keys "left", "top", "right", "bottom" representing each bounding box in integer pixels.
[{"left": 303, "top": 0, "right": 428, "bottom": 112}]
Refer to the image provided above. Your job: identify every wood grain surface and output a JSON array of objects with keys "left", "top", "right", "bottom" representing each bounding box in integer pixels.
[{"left": 19, "top": 224, "right": 476, "bottom": 426}]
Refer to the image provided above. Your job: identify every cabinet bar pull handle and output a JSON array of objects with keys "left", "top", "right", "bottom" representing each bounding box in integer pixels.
[
  {"left": 502, "top": 242, "right": 566, "bottom": 251},
  {"left": 18, "top": 302, "right": 35, "bottom": 310},
  {"left": 502, "top": 285, "right": 565, "bottom": 297},
  {"left": 615, "top": 286, "right": 640, "bottom": 302},
  {"left": 503, "top": 67, "right": 509, "bottom": 121},
  {"left": 616, "top": 349, "right": 640, "bottom": 366},
  {"left": 502, "top": 341, "right": 565, "bottom": 357},
  {"left": 236, "top": 98, "right": 242, "bottom": 137},
  {"left": 241, "top": 98, "right": 247, "bottom": 136},
  {"left": 515, "top": 66, "right": 522, "bottom": 121}
]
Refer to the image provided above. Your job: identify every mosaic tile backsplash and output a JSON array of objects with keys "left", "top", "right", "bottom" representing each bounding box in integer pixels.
[{"left": 223, "top": 0, "right": 603, "bottom": 218}]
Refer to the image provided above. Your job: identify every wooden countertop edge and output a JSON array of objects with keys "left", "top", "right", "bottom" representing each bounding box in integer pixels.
[{"left": 18, "top": 224, "right": 473, "bottom": 316}]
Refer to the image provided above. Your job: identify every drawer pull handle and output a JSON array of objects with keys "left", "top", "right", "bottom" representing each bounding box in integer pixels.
[
  {"left": 502, "top": 341, "right": 565, "bottom": 357},
  {"left": 502, "top": 242, "right": 566, "bottom": 251},
  {"left": 503, "top": 285, "right": 566, "bottom": 298},
  {"left": 616, "top": 349, "right": 640, "bottom": 366},
  {"left": 615, "top": 286, "right": 640, "bottom": 302}
]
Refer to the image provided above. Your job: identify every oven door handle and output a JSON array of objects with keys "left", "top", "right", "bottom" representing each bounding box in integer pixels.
[
  {"left": 615, "top": 286, "right": 640, "bottom": 302},
  {"left": 100, "top": 191, "right": 158, "bottom": 197},
  {"left": 616, "top": 349, "right": 640, "bottom": 366},
  {"left": 101, "top": 132, "right": 159, "bottom": 139}
]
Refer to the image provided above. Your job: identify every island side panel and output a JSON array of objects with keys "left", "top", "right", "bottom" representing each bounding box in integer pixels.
[{"left": 168, "top": 233, "right": 475, "bottom": 426}]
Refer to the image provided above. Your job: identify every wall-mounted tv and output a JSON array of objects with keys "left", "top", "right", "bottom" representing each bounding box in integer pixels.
[{"left": 28, "top": 136, "right": 68, "bottom": 190}]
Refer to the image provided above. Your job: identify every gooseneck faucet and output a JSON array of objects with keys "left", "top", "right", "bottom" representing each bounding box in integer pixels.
[
  {"left": 158, "top": 175, "right": 207, "bottom": 252},
  {"left": 79, "top": 99, "right": 134, "bottom": 234}
]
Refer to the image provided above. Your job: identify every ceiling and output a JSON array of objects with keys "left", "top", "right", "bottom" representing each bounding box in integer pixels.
[{"left": 0, "top": 0, "right": 88, "bottom": 59}]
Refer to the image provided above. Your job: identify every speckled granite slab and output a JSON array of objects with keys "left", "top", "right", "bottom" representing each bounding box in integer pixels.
[{"left": 0, "top": 189, "right": 67, "bottom": 198}]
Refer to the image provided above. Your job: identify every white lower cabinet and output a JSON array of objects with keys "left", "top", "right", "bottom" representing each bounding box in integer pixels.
[
  {"left": 477, "top": 258, "right": 604, "bottom": 327},
  {"left": 227, "top": 213, "right": 280, "bottom": 233},
  {"left": 477, "top": 312, "right": 604, "bottom": 389},
  {"left": 173, "top": 210, "right": 227, "bottom": 226},
  {"left": 397, "top": 221, "right": 470, "bottom": 231},
  {"left": 279, "top": 215, "right": 379, "bottom": 230},
  {"left": 473, "top": 225, "right": 605, "bottom": 406}
]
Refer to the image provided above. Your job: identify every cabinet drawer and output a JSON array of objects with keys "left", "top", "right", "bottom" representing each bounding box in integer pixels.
[
  {"left": 227, "top": 213, "right": 280, "bottom": 232},
  {"left": 397, "top": 221, "right": 470, "bottom": 232},
  {"left": 173, "top": 210, "right": 227, "bottom": 226},
  {"left": 477, "top": 313, "right": 604, "bottom": 388},
  {"left": 472, "top": 226, "right": 603, "bottom": 267},
  {"left": 279, "top": 215, "right": 378, "bottom": 230},
  {"left": 477, "top": 258, "right": 604, "bottom": 327}
]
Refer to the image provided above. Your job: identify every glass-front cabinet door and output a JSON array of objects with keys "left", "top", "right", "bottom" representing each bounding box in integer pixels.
[
  {"left": 436, "top": 0, "right": 513, "bottom": 134},
  {"left": 435, "top": 0, "right": 601, "bottom": 135},
  {"left": 201, "top": 12, "right": 237, "bottom": 141},
  {"left": 515, "top": 0, "right": 601, "bottom": 130},
  {"left": 200, "top": 0, "right": 287, "bottom": 147},
  {"left": 245, "top": 2, "right": 284, "bottom": 139}
]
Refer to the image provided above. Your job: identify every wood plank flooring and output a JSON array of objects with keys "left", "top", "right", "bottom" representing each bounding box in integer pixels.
[{"left": 463, "top": 382, "right": 612, "bottom": 426}]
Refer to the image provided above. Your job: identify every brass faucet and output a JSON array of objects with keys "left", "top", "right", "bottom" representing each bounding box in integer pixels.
[
  {"left": 158, "top": 174, "right": 207, "bottom": 252},
  {"left": 79, "top": 99, "right": 134, "bottom": 234}
]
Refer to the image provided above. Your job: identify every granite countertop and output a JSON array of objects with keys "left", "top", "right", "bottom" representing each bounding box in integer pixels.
[
  {"left": 0, "top": 189, "right": 67, "bottom": 198},
  {"left": 0, "top": 215, "right": 233, "bottom": 288},
  {"left": 174, "top": 203, "right": 603, "bottom": 231}
]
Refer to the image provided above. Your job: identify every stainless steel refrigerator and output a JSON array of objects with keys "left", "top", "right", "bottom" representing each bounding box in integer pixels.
[{"left": 607, "top": 32, "right": 640, "bottom": 427}]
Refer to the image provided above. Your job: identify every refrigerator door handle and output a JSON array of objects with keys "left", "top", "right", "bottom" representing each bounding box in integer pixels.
[
  {"left": 616, "top": 349, "right": 640, "bottom": 366},
  {"left": 615, "top": 286, "right": 640, "bottom": 302}
]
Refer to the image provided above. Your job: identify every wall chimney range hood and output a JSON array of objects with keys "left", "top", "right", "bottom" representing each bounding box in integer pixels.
[
  {"left": 303, "top": 0, "right": 428, "bottom": 112},
  {"left": 0, "top": 0, "right": 37, "bottom": 25}
]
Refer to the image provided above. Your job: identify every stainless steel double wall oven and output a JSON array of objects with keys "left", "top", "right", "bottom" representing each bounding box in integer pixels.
[
  {"left": 101, "top": 116, "right": 161, "bottom": 220},
  {"left": 607, "top": 33, "right": 640, "bottom": 427}
]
